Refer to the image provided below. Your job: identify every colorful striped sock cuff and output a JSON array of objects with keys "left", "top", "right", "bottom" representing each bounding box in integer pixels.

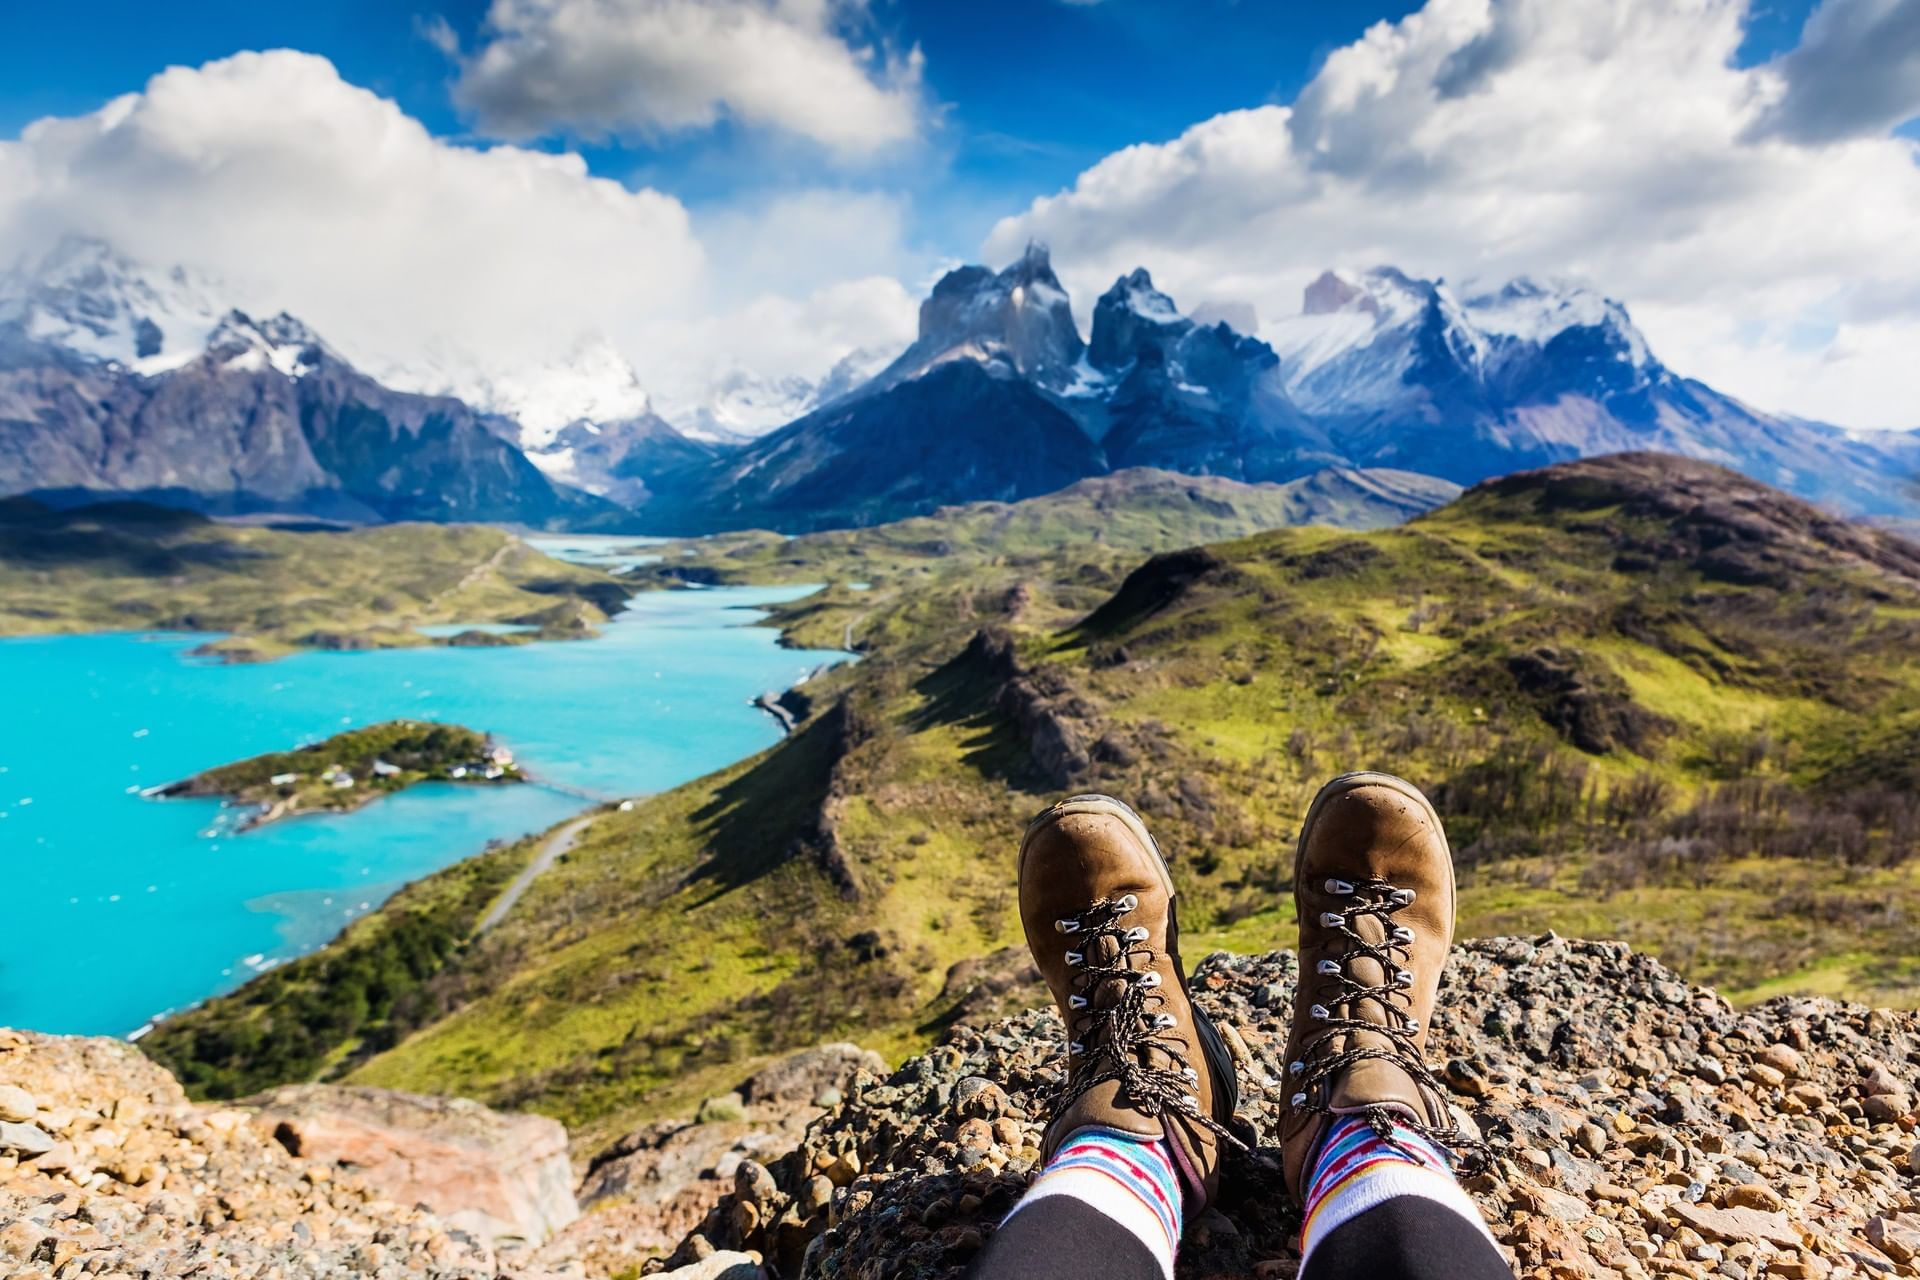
[
  {"left": 1003, "top": 1125, "right": 1185, "bottom": 1280},
  {"left": 1301, "top": 1115, "right": 1496, "bottom": 1267}
]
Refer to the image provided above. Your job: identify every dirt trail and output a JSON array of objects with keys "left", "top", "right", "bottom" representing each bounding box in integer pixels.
[{"left": 478, "top": 813, "right": 594, "bottom": 933}]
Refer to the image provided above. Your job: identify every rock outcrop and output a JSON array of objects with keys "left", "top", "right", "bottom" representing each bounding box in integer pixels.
[
  {"left": 246, "top": 1084, "right": 578, "bottom": 1247},
  {"left": 545, "top": 1045, "right": 887, "bottom": 1276},
  {"left": 661, "top": 937, "right": 1920, "bottom": 1280},
  {"left": 0, "top": 1030, "right": 569, "bottom": 1279}
]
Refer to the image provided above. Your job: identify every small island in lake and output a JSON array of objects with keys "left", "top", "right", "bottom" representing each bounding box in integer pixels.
[{"left": 156, "top": 720, "right": 523, "bottom": 830}]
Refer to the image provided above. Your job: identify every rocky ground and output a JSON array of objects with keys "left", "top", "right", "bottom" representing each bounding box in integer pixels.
[
  {"left": 0, "top": 1029, "right": 567, "bottom": 1279},
  {"left": 9, "top": 937, "right": 1920, "bottom": 1280},
  {"left": 547, "top": 1045, "right": 885, "bottom": 1276},
  {"left": 657, "top": 937, "right": 1920, "bottom": 1280}
]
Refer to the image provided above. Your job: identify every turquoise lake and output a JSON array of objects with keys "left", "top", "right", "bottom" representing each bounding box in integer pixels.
[{"left": 0, "top": 572, "right": 844, "bottom": 1037}]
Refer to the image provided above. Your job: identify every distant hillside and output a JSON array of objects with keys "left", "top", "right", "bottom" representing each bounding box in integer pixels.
[
  {"left": 0, "top": 497, "right": 627, "bottom": 656},
  {"left": 144, "top": 454, "right": 1920, "bottom": 1148},
  {"left": 641, "top": 465, "right": 1460, "bottom": 593}
]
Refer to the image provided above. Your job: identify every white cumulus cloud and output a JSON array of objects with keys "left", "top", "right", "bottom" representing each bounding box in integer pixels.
[
  {"left": 452, "top": 0, "right": 923, "bottom": 155},
  {"left": 986, "top": 0, "right": 1920, "bottom": 430},
  {"left": 0, "top": 50, "right": 917, "bottom": 423}
]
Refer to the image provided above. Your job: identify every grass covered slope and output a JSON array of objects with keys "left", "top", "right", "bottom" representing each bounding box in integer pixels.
[
  {"left": 140, "top": 833, "right": 538, "bottom": 1099},
  {"left": 0, "top": 497, "right": 626, "bottom": 656},
  {"left": 636, "top": 466, "right": 1460, "bottom": 653},
  {"left": 146, "top": 453, "right": 1920, "bottom": 1144}
]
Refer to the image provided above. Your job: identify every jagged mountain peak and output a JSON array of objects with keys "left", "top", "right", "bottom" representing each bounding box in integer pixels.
[
  {"left": 1089, "top": 267, "right": 1192, "bottom": 372},
  {"left": 876, "top": 245, "right": 1085, "bottom": 393},
  {"left": 201, "top": 309, "right": 332, "bottom": 379}
]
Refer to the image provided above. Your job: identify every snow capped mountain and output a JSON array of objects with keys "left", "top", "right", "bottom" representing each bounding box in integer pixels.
[
  {"left": 419, "top": 338, "right": 655, "bottom": 450},
  {"left": 0, "top": 237, "right": 232, "bottom": 375},
  {"left": 669, "top": 368, "right": 817, "bottom": 443},
  {"left": 0, "top": 240, "right": 620, "bottom": 526},
  {"left": 1269, "top": 267, "right": 1485, "bottom": 413},
  {"left": 640, "top": 248, "right": 1920, "bottom": 533},
  {"left": 7, "top": 235, "right": 1913, "bottom": 533},
  {"left": 1462, "top": 277, "right": 1651, "bottom": 367},
  {"left": 1267, "top": 267, "right": 1660, "bottom": 416}
]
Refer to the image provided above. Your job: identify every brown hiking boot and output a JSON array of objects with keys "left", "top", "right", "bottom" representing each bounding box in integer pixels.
[
  {"left": 1019, "top": 794, "right": 1244, "bottom": 1208},
  {"left": 1278, "top": 772, "right": 1478, "bottom": 1200}
]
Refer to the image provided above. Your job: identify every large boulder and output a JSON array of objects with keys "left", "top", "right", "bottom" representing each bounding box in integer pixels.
[
  {"left": 739, "top": 1043, "right": 887, "bottom": 1108},
  {"left": 246, "top": 1084, "right": 578, "bottom": 1246}
]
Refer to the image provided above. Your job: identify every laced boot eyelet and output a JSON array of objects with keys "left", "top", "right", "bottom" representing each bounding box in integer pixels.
[
  {"left": 1055, "top": 918, "right": 1082, "bottom": 934},
  {"left": 1153, "top": 1014, "right": 1177, "bottom": 1030},
  {"left": 1319, "top": 911, "right": 1345, "bottom": 928},
  {"left": 1069, "top": 994, "right": 1089, "bottom": 1009},
  {"left": 1316, "top": 959, "right": 1342, "bottom": 976},
  {"left": 1289, "top": 1060, "right": 1304, "bottom": 1075},
  {"left": 1065, "top": 950, "right": 1084, "bottom": 967},
  {"left": 1325, "top": 878, "right": 1354, "bottom": 895},
  {"left": 1124, "top": 926, "right": 1150, "bottom": 943},
  {"left": 1137, "top": 971, "right": 1162, "bottom": 988},
  {"left": 1290, "top": 1091, "right": 1308, "bottom": 1107},
  {"left": 1394, "top": 968, "right": 1414, "bottom": 988},
  {"left": 1116, "top": 893, "right": 1139, "bottom": 912},
  {"left": 1391, "top": 886, "right": 1416, "bottom": 906},
  {"left": 1391, "top": 925, "right": 1415, "bottom": 944},
  {"left": 1309, "top": 1003, "right": 1330, "bottom": 1020},
  {"left": 1069, "top": 1040, "right": 1086, "bottom": 1055}
]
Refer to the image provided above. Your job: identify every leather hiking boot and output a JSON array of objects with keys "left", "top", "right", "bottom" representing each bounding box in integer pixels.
[
  {"left": 1019, "top": 794, "right": 1244, "bottom": 1209},
  {"left": 1278, "top": 772, "right": 1479, "bottom": 1201}
]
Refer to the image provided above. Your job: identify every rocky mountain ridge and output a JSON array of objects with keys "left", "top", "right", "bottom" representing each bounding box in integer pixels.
[
  {"left": 13, "top": 237, "right": 1914, "bottom": 535},
  {"left": 13, "top": 936, "right": 1920, "bottom": 1279},
  {"left": 636, "top": 248, "right": 1920, "bottom": 533}
]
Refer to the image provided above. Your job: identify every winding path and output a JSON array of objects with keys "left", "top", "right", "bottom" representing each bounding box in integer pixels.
[{"left": 476, "top": 813, "right": 595, "bottom": 934}]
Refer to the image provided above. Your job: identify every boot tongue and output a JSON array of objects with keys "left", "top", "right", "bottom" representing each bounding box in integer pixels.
[{"left": 1327, "top": 1056, "right": 1427, "bottom": 1123}]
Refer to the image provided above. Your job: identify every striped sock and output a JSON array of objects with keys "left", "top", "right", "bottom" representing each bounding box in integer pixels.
[
  {"left": 1003, "top": 1125, "right": 1184, "bottom": 1279},
  {"left": 1300, "top": 1116, "right": 1497, "bottom": 1266}
]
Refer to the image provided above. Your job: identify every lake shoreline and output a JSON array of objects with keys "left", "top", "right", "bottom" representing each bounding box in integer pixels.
[{"left": 1, "top": 573, "right": 851, "bottom": 1039}]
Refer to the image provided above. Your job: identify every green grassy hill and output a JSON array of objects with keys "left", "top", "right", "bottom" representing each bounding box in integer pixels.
[
  {"left": 0, "top": 498, "right": 626, "bottom": 657},
  {"left": 141, "top": 453, "right": 1920, "bottom": 1151}
]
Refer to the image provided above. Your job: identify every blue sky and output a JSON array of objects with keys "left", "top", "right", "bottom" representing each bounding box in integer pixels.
[
  {"left": 0, "top": 0, "right": 1835, "bottom": 259},
  {"left": 1, "top": 0, "right": 1915, "bottom": 431}
]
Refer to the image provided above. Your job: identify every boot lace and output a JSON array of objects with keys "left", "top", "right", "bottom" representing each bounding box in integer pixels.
[
  {"left": 1288, "top": 876, "right": 1487, "bottom": 1168},
  {"left": 1049, "top": 895, "right": 1248, "bottom": 1153}
]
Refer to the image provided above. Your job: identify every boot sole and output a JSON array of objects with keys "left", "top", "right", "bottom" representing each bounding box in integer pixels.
[
  {"left": 1293, "top": 770, "right": 1456, "bottom": 934},
  {"left": 1021, "top": 794, "right": 1241, "bottom": 1125}
]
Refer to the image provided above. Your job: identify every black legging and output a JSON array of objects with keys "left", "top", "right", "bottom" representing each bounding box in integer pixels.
[{"left": 968, "top": 1188, "right": 1512, "bottom": 1280}]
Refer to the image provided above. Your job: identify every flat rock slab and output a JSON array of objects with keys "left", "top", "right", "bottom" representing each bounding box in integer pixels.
[
  {"left": 246, "top": 1083, "right": 578, "bottom": 1245},
  {"left": 662, "top": 1252, "right": 764, "bottom": 1279},
  {"left": 1670, "top": 1200, "right": 1802, "bottom": 1248}
]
